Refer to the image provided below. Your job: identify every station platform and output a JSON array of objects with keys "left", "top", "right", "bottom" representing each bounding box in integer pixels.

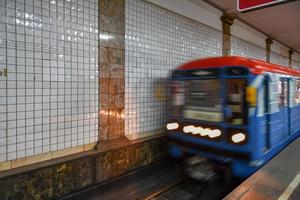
[{"left": 225, "top": 137, "right": 300, "bottom": 200}]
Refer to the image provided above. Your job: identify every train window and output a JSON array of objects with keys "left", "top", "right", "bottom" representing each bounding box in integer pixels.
[
  {"left": 278, "top": 81, "right": 284, "bottom": 107},
  {"left": 226, "top": 79, "right": 247, "bottom": 125},
  {"left": 295, "top": 80, "right": 300, "bottom": 104},
  {"left": 283, "top": 81, "right": 288, "bottom": 106},
  {"left": 278, "top": 80, "right": 288, "bottom": 107},
  {"left": 226, "top": 67, "right": 248, "bottom": 76}
]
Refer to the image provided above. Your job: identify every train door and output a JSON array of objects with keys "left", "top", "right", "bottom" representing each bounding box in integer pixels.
[
  {"left": 264, "top": 77, "right": 270, "bottom": 149},
  {"left": 287, "top": 79, "right": 291, "bottom": 135},
  {"left": 279, "top": 78, "right": 290, "bottom": 137}
]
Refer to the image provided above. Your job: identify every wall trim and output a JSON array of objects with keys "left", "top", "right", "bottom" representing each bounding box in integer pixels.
[
  {"left": 0, "top": 143, "right": 97, "bottom": 174},
  {"left": 0, "top": 134, "right": 165, "bottom": 179}
]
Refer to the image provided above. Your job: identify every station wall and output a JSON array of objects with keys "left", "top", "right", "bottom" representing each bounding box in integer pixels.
[
  {"left": 0, "top": 0, "right": 299, "bottom": 199},
  {"left": 125, "top": 0, "right": 222, "bottom": 140},
  {"left": 270, "top": 51, "right": 289, "bottom": 66},
  {"left": 230, "top": 19, "right": 267, "bottom": 60},
  {"left": 147, "top": 0, "right": 222, "bottom": 31},
  {"left": 231, "top": 36, "right": 266, "bottom": 60},
  {"left": 231, "top": 19, "right": 266, "bottom": 49},
  {"left": 0, "top": 1, "right": 166, "bottom": 199},
  {"left": 293, "top": 61, "right": 300, "bottom": 70},
  {"left": 270, "top": 41, "right": 289, "bottom": 66},
  {"left": 0, "top": 0, "right": 98, "bottom": 162},
  {"left": 293, "top": 52, "right": 300, "bottom": 69}
]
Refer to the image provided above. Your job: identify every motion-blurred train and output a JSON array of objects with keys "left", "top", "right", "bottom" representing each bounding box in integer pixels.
[{"left": 166, "top": 56, "right": 300, "bottom": 178}]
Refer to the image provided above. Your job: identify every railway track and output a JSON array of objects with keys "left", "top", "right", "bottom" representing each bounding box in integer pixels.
[
  {"left": 144, "top": 178, "right": 188, "bottom": 200},
  {"left": 144, "top": 175, "right": 242, "bottom": 200},
  {"left": 61, "top": 159, "right": 242, "bottom": 200}
]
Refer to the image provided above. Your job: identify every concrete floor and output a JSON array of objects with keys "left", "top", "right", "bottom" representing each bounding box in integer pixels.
[{"left": 225, "top": 137, "right": 300, "bottom": 200}]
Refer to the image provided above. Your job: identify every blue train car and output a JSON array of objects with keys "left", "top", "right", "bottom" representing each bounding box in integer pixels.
[{"left": 166, "top": 56, "right": 300, "bottom": 178}]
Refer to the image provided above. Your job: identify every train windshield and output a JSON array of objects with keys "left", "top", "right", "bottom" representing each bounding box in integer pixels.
[
  {"left": 182, "top": 78, "right": 247, "bottom": 124},
  {"left": 182, "top": 79, "right": 223, "bottom": 123},
  {"left": 186, "top": 79, "right": 222, "bottom": 112},
  {"left": 172, "top": 70, "right": 247, "bottom": 125}
]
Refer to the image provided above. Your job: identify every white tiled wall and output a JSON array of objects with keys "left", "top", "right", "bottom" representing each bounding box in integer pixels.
[
  {"left": 292, "top": 61, "right": 300, "bottom": 70},
  {"left": 270, "top": 52, "right": 289, "bottom": 67},
  {"left": 293, "top": 52, "right": 300, "bottom": 70},
  {"left": 125, "top": 0, "right": 222, "bottom": 139},
  {"left": 0, "top": 0, "right": 98, "bottom": 161},
  {"left": 231, "top": 36, "right": 266, "bottom": 61}
]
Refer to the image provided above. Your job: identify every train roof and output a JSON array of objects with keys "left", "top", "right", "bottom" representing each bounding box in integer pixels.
[{"left": 177, "top": 56, "right": 300, "bottom": 76}]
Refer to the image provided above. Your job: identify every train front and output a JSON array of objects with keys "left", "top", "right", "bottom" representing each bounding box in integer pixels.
[{"left": 166, "top": 63, "right": 259, "bottom": 178}]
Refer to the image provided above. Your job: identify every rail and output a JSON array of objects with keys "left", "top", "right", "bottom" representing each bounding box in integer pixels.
[{"left": 144, "top": 178, "right": 187, "bottom": 200}]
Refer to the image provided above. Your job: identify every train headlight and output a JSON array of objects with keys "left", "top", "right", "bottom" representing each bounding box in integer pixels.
[
  {"left": 193, "top": 127, "right": 203, "bottom": 135},
  {"left": 208, "top": 129, "right": 221, "bottom": 138},
  {"left": 200, "top": 128, "right": 211, "bottom": 136},
  {"left": 231, "top": 133, "right": 246, "bottom": 143},
  {"left": 166, "top": 122, "right": 179, "bottom": 130},
  {"left": 183, "top": 125, "right": 195, "bottom": 133}
]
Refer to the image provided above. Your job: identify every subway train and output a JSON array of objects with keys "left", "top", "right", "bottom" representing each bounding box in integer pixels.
[{"left": 166, "top": 56, "right": 300, "bottom": 178}]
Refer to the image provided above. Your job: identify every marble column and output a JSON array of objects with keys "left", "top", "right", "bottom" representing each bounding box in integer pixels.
[
  {"left": 265, "top": 37, "right": 273, "bottom": 63},
  {"left": 289, "top": 49, "right": 294, "bottom": 68},
  {"left": 99, "top": 0, "right": 125, "bottom": 141},
  {"left": 221, "top": 13, "right": 234, "bottom": 56}
]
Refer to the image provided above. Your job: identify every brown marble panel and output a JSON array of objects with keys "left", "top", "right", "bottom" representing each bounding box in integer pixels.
[
  {"left": 118, "top": 49, "right": 125, "bottom": 65},
  {"left": 110, "top": 48, "right": 124, "bottom": 65},
  {"left": 0, "top": 171, "right": 47, "bottom": 200},
  {"left": 127, "top": 144, "right": 141, "bottom": 169},
  {"left": 96, "top": 151, "right": 113, "bottom": 182},
  {"left": 99, "top": 109, "right": 109, "bottom": 126},
  {"left": 108, "top": 93, "right": 116, "bottom": 108},
  {"left": 52, "top": 158, "right": 94, "bottom": 198},
  {"left": 117, "top": 0, "right": 125, "bottom": 20},
  {"left": 0, "top": 157, "right": 94, "bottom": 200},
  {"left": 109, "top": 78, "right": 125, "bottom": 94},
  {"left": 99, "top": 63, "right": 109, "bottom": 78},
  {"left": 0, "top": 136, "right": 167, "bottom": 200},
  {"left": 100, "top": 46, "right": 110, "bottom": 64},
  {"left": 116, "top": 5, "right": 125, "bottom": 35},
  {"left": 100, "top": 93, "right": 110, "bottom": 109},
  {"left": 114, "top": 93, "right": 125, "bottom": 109},
  {"left": 99, "top": 108, "right": 109, "bottom": 141},
  {"left": 27, "top": 168, "right": 55, "bottom": 200},
  {"left": 99, "top": 78, "right": 109, "bottom": 94},
  {"left": 100, "top": 31, "right": 124, "bottom": 49},
  {"left": 99, "top": 124, "right": 108, "bottom": 141},
  {"left": 100, "top": 14, "right": 125, "bottom": 35},
  {"left": 108, "top": 124, "right": 121, "bottom": 140},
  {"left": 222, "top": 33, "right": 231, "bottom": 56},
  {"left": 111, "top": 147, "right": 129, "bottom": 177},
  {"left": 108, "top": 108, "right": 124, "bottom": 139},
  {"left": 117, "top": 34, "right": 125, "bottom": 50},
  {"left": 109, "top": 64, "right": 125, "bottom": 78},
  {"left": 132, "top": 143, "right": 142, "bottom": 168},
  {"left": 99, "top": 0, "right": 119, "bottom": 17},
  {"left": 152, "top": 140, "right": 165, "bottom": 162},
  {"left": 99, "top": 0, "right": 125, "bottom": 141},
  {"left": 140, "top": 142, "right": 150, "bottom": 166},
  {"left": 99, "top": 107, "right": 109, "bottom": 141},
  {"left": 100, "top": 48, "right": 124, "bottom": 65},
  {"left": 118, "top": 111, "right": 125, "bottom": 136}
]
